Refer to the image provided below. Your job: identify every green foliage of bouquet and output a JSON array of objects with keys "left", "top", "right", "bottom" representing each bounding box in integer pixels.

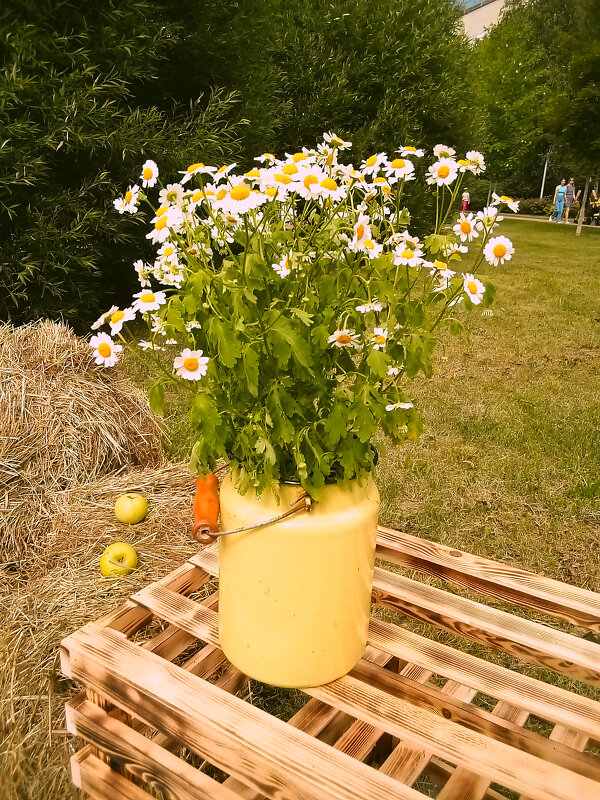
[{"left": 91, "top": 137, "right": 518, "bottom": 496}]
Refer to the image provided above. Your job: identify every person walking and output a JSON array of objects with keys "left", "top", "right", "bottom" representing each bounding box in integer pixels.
[
  {"left": 461, "top": 188, "right": 470, "bottom": 213},
  {"left": 563, "top": 178, "right": 580, "bottom": 224},
  {"left": 549, "top": 179, "right": 567, "bottom": 223}
]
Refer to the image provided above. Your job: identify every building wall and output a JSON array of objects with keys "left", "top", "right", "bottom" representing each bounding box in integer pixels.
[{"left": 462, "top": 0, "right": 506, "bottom": 39}]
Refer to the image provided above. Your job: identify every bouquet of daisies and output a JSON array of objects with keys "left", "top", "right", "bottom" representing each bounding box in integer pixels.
[{"left": 91, "top": 135, "right": 517, "bottom": 495}]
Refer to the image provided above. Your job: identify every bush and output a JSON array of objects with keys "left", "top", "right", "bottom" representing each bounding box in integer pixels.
[
  {"left": 0, "top": 0, "right": 242, "bottom": 328},
  {"left": 518, "top": 196, "right": 553, "bottom": 215}
]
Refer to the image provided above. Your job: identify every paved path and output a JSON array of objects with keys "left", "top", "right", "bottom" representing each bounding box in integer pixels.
[{"left": 511, "top": 214, "right": 598, "bottom": 228}]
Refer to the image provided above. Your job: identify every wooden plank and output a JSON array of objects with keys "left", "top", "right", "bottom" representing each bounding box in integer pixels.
[
  {"left": 372, "top": 566, "right": 600, "bottom": 686},
  {"left": 124, "top": 586, "right": 600, "bottom": 800},
  {"left": 379, "top": 680, "right": 477, "bottom": 785},
  {"left": 67, "top": 697, "right": 243, "bottom": 800},
  {"left": 519, "top": 725, "right": 590, "bottom": 800},
  {"left": 136, "top": 567, "right": 600, "bottom": 740},
  {"left": 376, "top": 526, "right": 600, "bottom": 631},
  {"left": 437, "top": 700, "right": 530, "bottom": 800},
  {"left": 71, "top": 749, "right": 154, "bottom": 800},
  {"left": 64, "top": 625, "right": 426, "bottom": 800}
]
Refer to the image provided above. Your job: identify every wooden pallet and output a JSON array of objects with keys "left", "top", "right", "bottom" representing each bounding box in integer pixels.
[{"left": 60, "top": 525, "right": 600, "bottom": 800}]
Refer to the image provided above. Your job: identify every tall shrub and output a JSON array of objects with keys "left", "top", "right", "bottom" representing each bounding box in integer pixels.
[{"left": 0, "top": 0, "right": 241, "bottom": 326}]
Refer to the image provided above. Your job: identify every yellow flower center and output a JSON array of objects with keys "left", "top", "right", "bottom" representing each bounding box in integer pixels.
[
  {"left": 293, "top": 152, "right": 307, "bottom": 163},
  {"left": 125, "top": 190, "right": 133, "bottom": 203},
  {"left": 216, "top": 188, "right": 227, "bottom": 201},
  {"left": 217, "top": 165, "right": 228, "bottom": 173},
  {"left": 97, "top": 342, "right": 112, "bottom": 358},
  {"left": 337, "top": 334, "right": 352, "bottom": 344},
  {"left": 356, "top": 224, "right": 365, "bottom": 240},
  {"left": 404, "top": 147, "right": 416, "bottom": 153},
  {"left": 437, "top": 165, "right": 450, "bottom": 178},
  {"left": 433, "top": 260, "right": 447, "bottom": 270},
  {"left": 156, "top": 206, "right": 168, "bottom": 216},
  {"left": 366, "top": 155, "right": 377, "bottom": 167},
  {"left": 458, "top": 159, "right": 470, "bottom": 167},
  {"left": 382, "top": 185, "right": 391, "bottom": 195},
  {"left": 326, "top": 152, "right": 334, "bottom": 166},
  {"left": 374, "top": 176, "right": 386, "bottom": 183},
  {"left": 183, "top": 357, "right": 199, "bottom": 371},
  {"left": 391, "top": 158, "right": 406, "bottom": 169},
  {"left": 231, "top": 184, "right": 250, "bottom": 201},
  {"left": 187, "top": 163, "right": 204, "bottom": 172},
  {"left": 244, "top": 169, "right": 260, "bottom": 177},
  {"left": 140, "top": 292, "right": 155, "bottom": 303},
  {"left": 275, "top": 173, "right": 292, "bottom": 185},
  {"left": 262, "top": 153, "right": 275, "bottom": 160},
  {"left": 110, "top": 310, "right": 125, "bottom": 324},
  {"left": 320, "top": 177, "right": 337, "bottom": 191},
  {"left": 286, "top": 258, "right": 292, "bottom": 270},
  {"left": 303, "top": 175, "right": 318, "bottom": 190},
  {"left": 364, "top": 239, "right": 375, "bottom": 250},
  {"left": 460, "top": 221, "right": 471, "bottom": 233},
  {"left": 143, "top": 167, "right": 153, "bottom": 180},
  {"left": 163, "top": 246, "right": 174, "bottom": 257},
  {"left": 402, "top": 249, "right": 415, "bottom": 260},
  {"left": 155, "top": 217, "right": 168, "bottom": 230},
  {"left": 166, "top": 190, "right": 178, "bottom": 203},
  {"left": 374, "top": 334, "right": 385, "bottom": 344},
  {"left": 192, "top": 191, "right": 203, "bottom": 202},
  {"left": 493, "top": 243, "right": 507, "bottom": 258},
  {"left": 283, "top": 164, "right": 298, "bottom": 175},
  {"left": 500, "top": 195, "right": 512, "bottom": 202},
  {"left": 467, "top": 281, "right": 478, "bottom": 295},
  {"left": 265, "top": 186, "right": 278, "bottom": 197}
]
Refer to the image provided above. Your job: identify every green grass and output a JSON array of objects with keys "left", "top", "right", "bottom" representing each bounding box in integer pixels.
[{"left": 377, "top": 220, "right": 600, "bottom": 586}]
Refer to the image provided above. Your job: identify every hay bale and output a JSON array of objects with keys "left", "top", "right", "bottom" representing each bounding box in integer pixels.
[
  {"left": 0, "top": 463, "right": 206, "bottom": 800},
  {"left": 0, "top": 320, "right": 166, "bottom": 564}
]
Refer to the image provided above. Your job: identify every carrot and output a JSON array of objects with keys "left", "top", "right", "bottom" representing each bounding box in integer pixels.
[{"left": 191, "top": 473, "right": 220, "bottom": 544}]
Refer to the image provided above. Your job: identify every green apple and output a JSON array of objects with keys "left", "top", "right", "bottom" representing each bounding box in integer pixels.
[
  {"left": 114, "top": 492, "right": 148, "bottom": 524},
  {"left": 100, "top": 542, "right": 138, "bottom": 577}
]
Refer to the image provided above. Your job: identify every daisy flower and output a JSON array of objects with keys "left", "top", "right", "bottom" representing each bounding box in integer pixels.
[
  {"left": 318, "top": 176, "right": 346, "bottom": 202},
  {"left": 273, "top": 253, "right": 293, "bottom": 278},
  {"left": 426, "top": 158, "right": 458, "bottom": 187},
  {"left": 477, "top": 206, "right": 503, "bottom": 230},
  {"left": 114, "top": 185, "right": 139, "bottom": 214},
  {"left": 371, "top": 327, "right": 388, "bottom": 349},
  {"left": 399, "top": 146, "right": 424, "bottom": 158},
  {"left": 158, "top": 183, "right": 185, "bottom": 207},
  {"left": 255, "top": 153, "right": 277, "bottom": 165},
  {"left": 328, "top": 329, "right": 361, "bottom": 349},
  {"left": 132, "top": 290, "right": 167, "bottom": 313},
  {"left": 466, "top": 150, "right": 486, "bottom": 174},
  {"left": 139, "top": 340, "right": 165, "bottom": 352},
  {"left": 363, "top": 239, "right": 384, "bottom": 259},
  {"left": 217, "top": 184, "right": 268, "bottom": 215},
  {"left": 134, "top": 259, "right": 151, "bottom": 288},
  {"left": 186, "top": 320, "right": 202, "bottom": 331},
  {"left": 356, "top": 299, "right": 385, "bottom": 313},
  {"left": 491, "top": 192, "right": 519, "bottom": 213},
  {"left": 385, "top": 402, "right": 414, "bottom": 411},
  {"left": 360, "top": 153, "right": 387, "bottom": 176},
  {"left": 393, "top": 245, "right": 424, "bottom": 268},
  {"left": 433, "top": 145, "right": 456, "bottom": 159},
  {"left": 323, "top": 132, "right": 352, "bottom": 150},
  {"left": 463, "top": 274, "right": 486, "bottom": 304},
  {"left": 294, "top": 170, "right": 325, "bottom": 200},
  {"left": 431, "top": 260, "right": 456, "bottom": 280},
  {"left": 444, "top": 242, "right": 468, "bottom": 260},
  {"left": 371, "top": 176, "right": 393, "bottom": 197},
  {"left": 91, "top": 305, "right": 117, "bottom": 331},
  {"left": 348, "top": 214, "right": 372, "bottom": 252},
  {"left": 180, "top": 162, "right": 216, "bottom": 185},
  {"left": 140, "top": 159, "right": 158, "bottom": 188},
  {"left": 90, "top": 333, "right": 122, "bottom": 367},
  {"left": 385, "top": 157, "right": 415, "bottom": 183},
  {"left": 108, "top": 306, "right": 136, "bottom": 336},
  {"left": 452, "top": 213, "right": 480, "bottom": 243},
  {"left": 157, "top": 242, "right": 179, "bottom": 265},
  {"left": 174, "top": 348, "right": 209, "bottom": 380},
  {"left": 213, "top": 163, "right": 237, "bottom": 183},
  {"left": 484, "top": 235, "right": 514, "bottom": 266},
  {"left": 387, "top": 366, "right": 400, "bottom": 377}
]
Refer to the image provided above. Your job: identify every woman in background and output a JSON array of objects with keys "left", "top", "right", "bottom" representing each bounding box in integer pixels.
[
  {"left": 563, "top": 178, "right": 579, "bottom": 224},
  {"left": 550, "top": 179, "right": 567, "bottom": 223},
  {"left": 461, "top": 187, "right": 470, "bottom": 213}
]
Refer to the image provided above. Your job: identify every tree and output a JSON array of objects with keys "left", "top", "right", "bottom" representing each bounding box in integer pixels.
[{"left": 0, "top": 0, "right": 241, "bottom": 327}]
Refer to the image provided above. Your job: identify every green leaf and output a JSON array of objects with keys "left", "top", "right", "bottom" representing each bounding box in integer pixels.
[
  {"left": 255, "top": 436, "right": 277, "bottom": 465},
  {"left": 366, "top": 347, "right": 388, "bottom": 379},
  {"left": 290, "top": 307, "right": 314, "bottom": 326},
  {"left": 323, "top": 404, "right": 347, "bottom": 447},
  {"left": 148, "top": 383, "right": 165, "bottom": 416},
  {"left": 242, "top": 344, "right": 260, "bottom": 397},
  {"left": 207, "top": 317, "right": 242, "bottom": 367},
  {"left": 268, "top": 318, "right": 313, "bottom": 373}
]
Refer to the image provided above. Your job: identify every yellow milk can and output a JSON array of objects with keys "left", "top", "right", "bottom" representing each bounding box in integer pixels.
[{"left": 218, "top": 473, "right": 380, "bottom": 687}]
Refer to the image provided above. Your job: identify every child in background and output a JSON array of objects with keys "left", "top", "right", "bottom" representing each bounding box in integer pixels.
[{"left": 462, "top": 188, "right": 470, "bottom": 213}]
